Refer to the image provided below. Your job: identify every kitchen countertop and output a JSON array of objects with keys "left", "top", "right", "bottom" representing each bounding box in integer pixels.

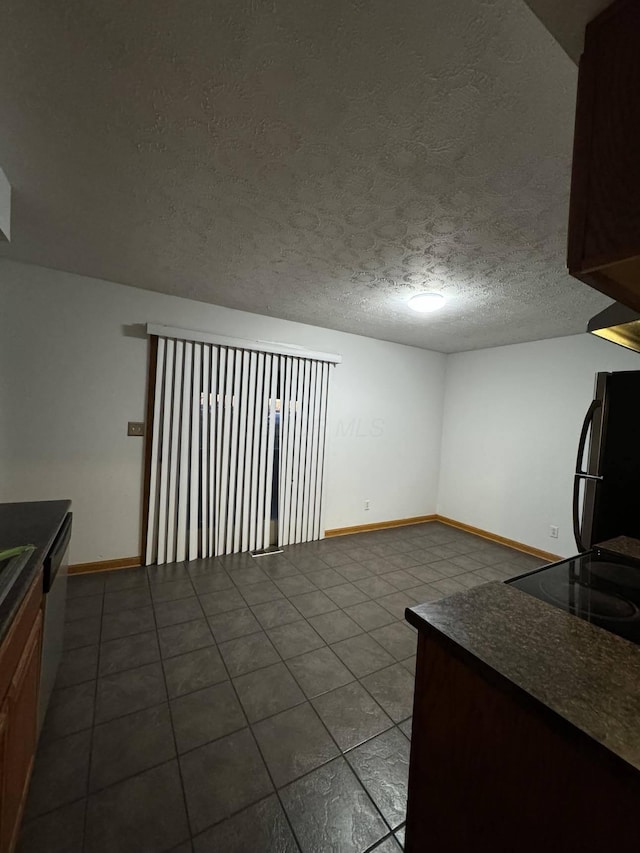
[
  {"left": 0, "top": 500, "right": 71, "bottom": 645},
  {"left": 595, "top": 535, "right": 640, "bottom": 562},
  {"left": 406, "top": 582, "right": 640, "bottom": 774}
]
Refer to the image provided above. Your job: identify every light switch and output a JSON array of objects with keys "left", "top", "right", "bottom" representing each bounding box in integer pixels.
[{"left": 128, "top": 422, "right": 145, "bottom": 437}]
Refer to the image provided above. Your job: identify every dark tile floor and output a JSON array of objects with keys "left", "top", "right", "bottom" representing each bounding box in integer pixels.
[{"left": 19, "top": 522, "right": 546, "bottom": 853}]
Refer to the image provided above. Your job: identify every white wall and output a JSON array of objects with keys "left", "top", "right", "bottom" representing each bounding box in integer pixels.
[
  {"left": 438, "top": 334, "right": 640, "bottom": 557},
  {"left": 6, "top": 257, "right": 633, "bottom": 566},
  {"left": 0, "top": 259, "right": 446, "bottom": 563}
]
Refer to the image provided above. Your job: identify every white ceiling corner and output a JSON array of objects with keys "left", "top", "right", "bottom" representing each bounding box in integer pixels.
[
  {"left": 522, "top": 0, "right": 612, "bottom": 63},
  {"left": 0, "top": 0, "right": 611, "bottom": 353}
]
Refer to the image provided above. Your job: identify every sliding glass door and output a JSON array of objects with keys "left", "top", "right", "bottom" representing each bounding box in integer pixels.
[{"left": 144, "top": 334, "right": 333, "bottom": 565}]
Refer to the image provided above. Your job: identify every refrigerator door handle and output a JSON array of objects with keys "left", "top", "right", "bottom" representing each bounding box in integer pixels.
[
  {"left": 575, "top": 399, "right": 602, "bottom": 478},
  {"left": 573, "top": 398, "right": 602, "bottom": 551}
]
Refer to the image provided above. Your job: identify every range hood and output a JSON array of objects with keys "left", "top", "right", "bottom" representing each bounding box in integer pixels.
[{"left": 588, "top": 302, "right": 640, "bottom": 353}]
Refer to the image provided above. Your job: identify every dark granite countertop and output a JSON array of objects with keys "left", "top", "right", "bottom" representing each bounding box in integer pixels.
[
  {"left": 0, "top": 500, "right": 71, "bottom": 645},
  {"left": 595, "top": 535, "right": 640, "bottom": 563},
  {"left": 406, "top": 582, "right": 640, "bottom": 774}
]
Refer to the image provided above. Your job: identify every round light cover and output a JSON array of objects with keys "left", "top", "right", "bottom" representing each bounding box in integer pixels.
[{"left": 408, "top": 292, "right": 445, "bottom": 313}]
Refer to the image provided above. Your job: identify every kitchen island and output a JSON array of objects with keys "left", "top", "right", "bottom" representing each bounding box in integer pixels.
[{"left": 404, "top": 582, "right": 640, "bottom": 852}]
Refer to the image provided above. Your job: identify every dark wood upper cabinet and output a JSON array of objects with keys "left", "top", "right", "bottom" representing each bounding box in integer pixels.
[{"left": 568, "top": 0, "right": 640, "bottom": 312}]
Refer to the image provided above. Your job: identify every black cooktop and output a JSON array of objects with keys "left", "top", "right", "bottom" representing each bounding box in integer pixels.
[{"left": 507, "top": 551, "right": 640, "bottom": 645}]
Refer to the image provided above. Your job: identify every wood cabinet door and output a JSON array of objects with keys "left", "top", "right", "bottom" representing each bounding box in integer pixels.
[
  {"left": 581, "top": 0, "right": 640, "bottom": 268},
  {"left": 0, "top": 702, "right": 9, "bottom": 850},
  {"left": 406, "top": 631, "right": 640, "bottom": 852},
  {"left": 567, "top": 0, "right": 640, "bottom": 311},
  {"left": 1, "top": 612, "right": 42, "bottom": 853}
]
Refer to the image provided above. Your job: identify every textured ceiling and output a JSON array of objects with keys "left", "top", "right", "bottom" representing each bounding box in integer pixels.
[{"left": 0, "top": 0, "right": 611, "bottom": 353}]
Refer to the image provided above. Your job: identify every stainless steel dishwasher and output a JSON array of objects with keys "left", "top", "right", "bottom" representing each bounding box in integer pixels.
[{"left": 39, "top": 512, "right": 72, "bottom": 731}]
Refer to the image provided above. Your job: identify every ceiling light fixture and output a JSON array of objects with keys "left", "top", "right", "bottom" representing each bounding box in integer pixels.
[{"left": 408, "top": 292, "right": 445, "bottom": 313}]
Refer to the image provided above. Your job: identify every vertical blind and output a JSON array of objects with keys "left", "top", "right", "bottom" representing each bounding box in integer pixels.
[{"left": 145, "top": 335, "right": 334, "bottom": 565}]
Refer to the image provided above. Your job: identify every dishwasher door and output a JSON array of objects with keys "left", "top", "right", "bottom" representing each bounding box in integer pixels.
[{"left": 39, "top": 513, "right": 72, "bottom": 732}]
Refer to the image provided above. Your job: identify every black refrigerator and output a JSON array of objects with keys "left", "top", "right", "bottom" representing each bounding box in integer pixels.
[{"left": 573, "top": 370, "right": 640, "bottom": 552}]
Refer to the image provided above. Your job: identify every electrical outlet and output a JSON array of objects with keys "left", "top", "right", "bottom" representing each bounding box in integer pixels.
[
  {"left": 364, "top": 500, "right": 370, "bottom": 511},
  {"left": 549, "top": 525, "right": 559, "bottom": 539},
  {"left": 128, "top": 422, "right": 145, "bottom": 437}
]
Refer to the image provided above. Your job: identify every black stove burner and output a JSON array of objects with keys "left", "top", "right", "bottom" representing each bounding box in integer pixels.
[
  {"left": 507, "top": 551, "right": 640, "bottom": 645},
  {"left": 588, "top": 561, "right": 640, "bottom": 591},
  {"left": 539, "top": 576, "right": 639, "bottom": 621}
]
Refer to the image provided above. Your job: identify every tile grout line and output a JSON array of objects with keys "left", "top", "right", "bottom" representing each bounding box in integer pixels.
[
  {"left": 362, "top": 832, "right": 403, "bottom": 853},
  {"left": 35, "top": 654, "right": 413, "bottom": 788},
  {"left": 80, "top": 571, "right": 109, "bottom": 853},
  {"left": 305, "top": 688, "right": 406, "bottom": 841},
  {"left": 48, "top": 582, "right": 414, "bottom": 730},
  {"left": 47, "top": 594, "right": 415, "bottom": 746},
  {"left": 238, "top": 601, "right": 411, "bottom": 842},
  {"left": 29, "top": 524, "right": 538, "bottom": 850},
  {"left": 24, "top": 674, "right": 414, "bottom": 820},
  {"left": 195, "top": 619, "right": 305, "bottom": 853},
  {"left": 165, "top": 566, "right": 407, "bottom": 846},
  {"left": 343, "top": 721, "right": 413, "bottom": 838},
  {"left": 148, "top": 564, "right": 194, "bottom": 852},
  {"left": 65, "top": 547, "right": 495, "bottom": 626}
]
